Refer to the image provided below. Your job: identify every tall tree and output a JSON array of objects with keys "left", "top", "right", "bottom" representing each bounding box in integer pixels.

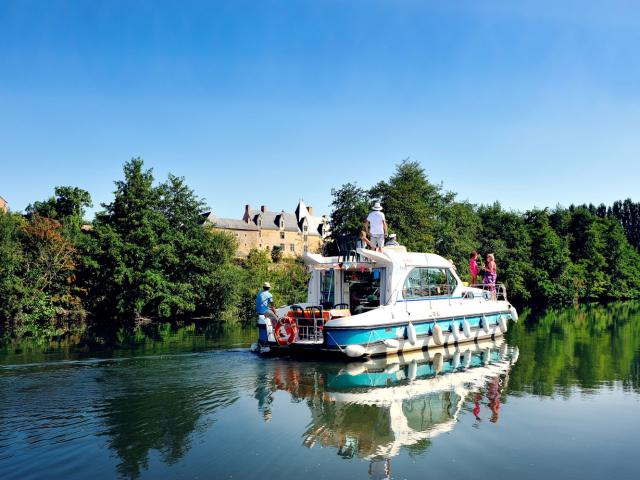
[
  {"left": 369, "top": 160, "right": 449, "bottom": 252},
  {"left": 82, "top": 158, "right": 238, "bottom": 324},
  {"left": 329, "top": 182, "right": 370, "bottom": 238}
]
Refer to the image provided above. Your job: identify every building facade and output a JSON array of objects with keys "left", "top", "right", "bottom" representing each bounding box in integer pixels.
[
  {"left": 203, "top": 200, "right": 330, "bottom": 257},
  {"left": 0, "top": 196, "right": 8, "bottom": 214}
]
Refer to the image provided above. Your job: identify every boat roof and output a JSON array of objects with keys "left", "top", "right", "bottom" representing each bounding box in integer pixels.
[{"left": 304, "top": 247, "right": 454, "bottom": 269}]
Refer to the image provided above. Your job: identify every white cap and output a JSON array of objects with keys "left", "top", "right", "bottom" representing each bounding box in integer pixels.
[
  {"left": 372, "top": 201, "right": 383, "bottom": 211},
  {"left": 263, "top": 282, "right": 271, "bottom": 288}
]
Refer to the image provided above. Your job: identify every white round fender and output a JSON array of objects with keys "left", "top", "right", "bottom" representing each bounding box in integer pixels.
[
  {"left": 452, "top": 350, "right": 461, "bottom": 370},
  {"left": 482, "top": 315, "right": 491, "bottom": 334},
  {"left": 432, "top": 324, "right": 444, "bottom": 346},
  {"left": 384, "top": 362, "right": 400, "bottom": 374},
  {"left": 384, "top": 338, "right": 400, "bottom": 349},
  {"left": 451, "top": 322, "right": 461, "bottom": 342},
  {"left": 499, "top": 315, "right": 508, "bottom": 333},
  {"left": 345, "top": 344, "right": 366, "bottom": 358},
  {"left": 483, "top": 347, "right": 492, "bottom": 365},
  {"left": 433, "top": 352, "right": 443, "bottom": 374},
  {"left": 509, "top": 306, "right": 519, "bottom": 322},
  {"left": 463, "top": 350, "right": 472, "bottom": 369},
  {"left": 463, "top": 319, "right": 472, "bottom": 338},
  {"left": 346, "top": 363, "right": 367, "bottom": 376},
  {"left": 407, "top": 322, "right": 417, "bottom": 345},
  {"left": 511, "top": 346, "right": 520, "bottom": 365},
  {"left": 499, "top": 341, "right": 508, "bottom": 358},
  {"left": 407, "top": 359, "right": 417, "bottom": 381},
  {"left": 250, "top": 342, "right": 260, "bottom": 353}
]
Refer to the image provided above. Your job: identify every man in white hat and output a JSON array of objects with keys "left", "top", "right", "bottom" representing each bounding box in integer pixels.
[
  {"left": 256, "top": 282, "right": 278, "bottom": 327},
  {"left": 366, "top": 201, "right": 388, "bottom": 251}
]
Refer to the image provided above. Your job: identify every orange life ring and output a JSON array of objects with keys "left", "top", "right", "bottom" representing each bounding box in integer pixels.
[{"left": 275, "top": 319, "right": 298, "bottom": 346}]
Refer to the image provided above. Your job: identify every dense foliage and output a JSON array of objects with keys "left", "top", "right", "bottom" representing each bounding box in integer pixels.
[
  {"left": 1, "top": 157, "right": 638, "bottom": 342},
  {"left": 0, "top": 159, "right": 308, "bottom": 341},
  {"left": 330, "top": 160, "right": 640, "bottom": 306},
  {"left": 0, "top": 187, "right": 90, "bottom": 338}
]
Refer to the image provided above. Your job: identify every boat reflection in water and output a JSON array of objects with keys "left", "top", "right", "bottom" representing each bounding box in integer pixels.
[{"left": 258, "top": 339, "right": 518, "bottom": 479}]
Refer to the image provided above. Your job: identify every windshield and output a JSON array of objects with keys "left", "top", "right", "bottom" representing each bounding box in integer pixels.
[{"left": 403, "top": 267, "right": 457, "bottom": 299}]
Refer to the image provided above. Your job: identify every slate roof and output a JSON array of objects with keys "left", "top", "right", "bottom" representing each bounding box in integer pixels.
[
  {"left": 201, "top": 212, "right": 258, "bottom": 231},
  {"left": 201, "top": 203, "right": 329, "bottom": 237},
  {"left": 248, "top": 209, "right": 300, "bottom": 233}
]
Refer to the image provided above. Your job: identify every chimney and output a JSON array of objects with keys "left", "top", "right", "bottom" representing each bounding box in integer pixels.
[
  {"left": 307, "top": 206, "right": 313, "bottom": 215},
  {"left": 243, "top": 204, "right": 251, "bottom": 223},
  {"left": 261, "top": 205, "right": 267, "bottom": 213}
]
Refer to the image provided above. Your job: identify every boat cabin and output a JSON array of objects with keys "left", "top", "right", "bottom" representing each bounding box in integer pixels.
[{"left": 303, "top": 248, "right": 462, "bottom": 316}]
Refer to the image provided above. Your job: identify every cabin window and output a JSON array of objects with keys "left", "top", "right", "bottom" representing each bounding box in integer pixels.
[
  {"left": 446, "top": 270, "right": 458, "bottom": 294},
  {"left": 403, "top": 267, "right": 455, "bottom": 298},
  {"left": 320, "top": 270, "right": 335, "bottom": 308}
]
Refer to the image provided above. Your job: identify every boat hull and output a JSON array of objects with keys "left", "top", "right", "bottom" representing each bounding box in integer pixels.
[{"left": 256, "top": 309, "right": 514, "bottom": 358}]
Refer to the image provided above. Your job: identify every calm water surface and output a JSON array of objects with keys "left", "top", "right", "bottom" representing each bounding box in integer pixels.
[{"left": 1, "top": 303, "right": 639, "bottom": 480}]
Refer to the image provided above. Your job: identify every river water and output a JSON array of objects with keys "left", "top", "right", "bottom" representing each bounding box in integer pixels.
[{"left": 1, "top": 302, "right": 639, "bottom": 480}]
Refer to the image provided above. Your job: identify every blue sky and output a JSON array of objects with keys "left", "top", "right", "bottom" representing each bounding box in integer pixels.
[{"left": 1, "top": 0, "right": 638, "bottom": 219}]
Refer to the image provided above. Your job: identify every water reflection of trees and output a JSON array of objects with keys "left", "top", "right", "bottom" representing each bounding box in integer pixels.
[
  {"left": 507, "top": 301, "right": 640, "bottom": 395},
  {"left": 99, "top": 357, "right": 240, "bottom": 479}
]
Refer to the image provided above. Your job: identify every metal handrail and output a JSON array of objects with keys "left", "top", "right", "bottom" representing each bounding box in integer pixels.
[
  {"left": 296, "top": 321, "right": 323, "bottom": 343},
  {"left": 467, "top": 283, "right": 508, "bottom": 301}
]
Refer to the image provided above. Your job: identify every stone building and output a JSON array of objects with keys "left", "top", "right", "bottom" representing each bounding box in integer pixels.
[
  {"left": 203, "top": 200, "right": 330, "bottom": 257},
  {"left": 0, "top": 196, "right": 8, "bottom": 214}
]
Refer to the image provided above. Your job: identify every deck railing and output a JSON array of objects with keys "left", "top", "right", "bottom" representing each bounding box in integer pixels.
[
  {"left": 290, "top": 306, "right": 325, "bottom": 343},
  {"left": 466, "top": 283, "right": 508, "bottom": 301},
  {"left": 296, "top": 323, "right": 324, "bottom": 343}
]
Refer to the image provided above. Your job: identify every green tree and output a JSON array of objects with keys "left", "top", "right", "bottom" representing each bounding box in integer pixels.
[
  {"left": 0, "top": 212, "right": 85, "bottom": 337},
  {"left": 435, "top": 201, "right": 480, "bottom": 276},
  {"left": 27, "top": 186, "right": 92, "bottom": 221},
  {"left": 524, "top": 209, "right": 572, "bottom": 303},
  {"left": 27, "top": 186, "right": 93, "bottom": 243},
  {"left": 81, "top": 158, "right": 239, "bottom": 325},
  {"left": 329, "top": 182, "right": 370, "bottom": 238},
  {"left": 369, "top": 160, "right": 450, "bottom": 252},
  {"left": 477, "top": 203, "right": 531, "bottom": 304},
  {"left": 271, "top": 245, "right": 284, "bottom": 263}
]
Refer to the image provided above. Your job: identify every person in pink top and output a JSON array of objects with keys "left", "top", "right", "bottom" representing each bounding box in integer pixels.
[{"left": 469, "top": 250, "right": 479, "bottom": 286}]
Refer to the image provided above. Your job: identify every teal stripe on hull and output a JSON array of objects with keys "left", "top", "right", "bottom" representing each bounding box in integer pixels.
[
  {"left": 324, "top": 313, "right": 508, "bottom": 348},
  {"left": 327, "top": 350, "right": 503, "bottom": 389}
]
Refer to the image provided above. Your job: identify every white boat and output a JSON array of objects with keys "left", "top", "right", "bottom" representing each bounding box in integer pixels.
[
  {"left": 307, "top": 340, "right": 518, "bottom": 459},
  {"left": 259, "top": 339, "right": 518, "bottom": 465},
  {"left": 253, "top": 246, "right": 518, "bottom": 358}
]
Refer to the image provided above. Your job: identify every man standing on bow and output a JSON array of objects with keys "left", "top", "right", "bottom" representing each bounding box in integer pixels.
[{"left": 365, "top": 201, "right": 388, "bottom": 251}]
